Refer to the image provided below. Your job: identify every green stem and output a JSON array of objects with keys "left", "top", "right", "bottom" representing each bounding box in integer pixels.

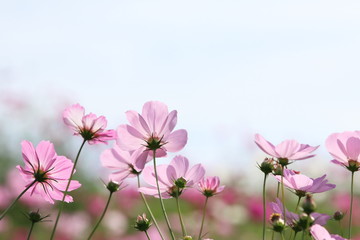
[
  {"left": 292, "top": 232, "right": 298, "bottom": 240},
  {"left": 152, "top": 150, "right": 176, "bottom": 240},
  {"left": 281, "top": 232, "right": 285, "bottom": 240},
  {"left": 87, "top": 192, "right": 113, "bottom": 239},
  {"left": 262, "top": 174, "right": 268, "bottom": 240},
  {"left": 349, "top": 171, "right": 354, "bottom": 240},
  {"left": 145, "top": 230, "right": 151, "bottom": 240},
  {"left": 295, "top": 196, "right": 302, "bottom": 212},
  {"left": 27, "top": 222, "right": 35, "bottom": 240},
  {"left": 0, "top": 180, "right": 36, "bottom": 220},
  {"left": 198, "top": 197, "right": 209, "bottom": 240},
  {"left": 176, "top": 195, "right": 187, "bottom": 237},
  {"left": 137, "top": 175, "right": 165, "bottom": 240},
  {"left": 50, "top": 139, "right": 86, "bottom": 240},
  {"left": 276, "top": 182, "right": 280, "bottom": 198},
  {"left": 271, "top": 231, "right": 274, "bottom": 240},
  {"left": 281, "top": 171, "right": 286, "bottom": 227}
]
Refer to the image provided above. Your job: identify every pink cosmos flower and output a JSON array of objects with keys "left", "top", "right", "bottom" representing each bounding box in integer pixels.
[
  {"left": 198, "top": 176, "right": 225, "bottom": 197},
  {"left": 139, "top": 155, "right": 205, "bottom": 198},
  {"left": 63, "top": 103, "right": 116, "bottom": 144},
  {"left": 16, "top": 140, "right": 81, "bottom": 204},
  {"left": 270, "top": 199, "right": 330, "bottom": 227},
  {"left": 310, "top": 224, "right": 346, "bottom": 240},
  {"left": 326, "top": 131, "right": 360, "bottom": 171},
  {"left": 117, "top": 101, "right": 188, "bottom": 157},
  {"left": 101, "top": 145, "right": 150, "bottom": 181},
  {"left": 254, "top": 134, "right": 319, "bottom": 164},
  {"left": 274, "top": 169, "right": 335, "bottom": 197}
]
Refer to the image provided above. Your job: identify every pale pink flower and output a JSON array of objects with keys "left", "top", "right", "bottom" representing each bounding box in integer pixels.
[
  {"left": 254, "top": 134, "right": 319, "bottom": 164},
  {"left": 326, "top": 131, "right": 360, "bottom": 171},
  {"left": 16, "top": 140, "right": 81, "bottom": 204},
  {"left": 198, "top": 176, "right": 225, "bottom": 197},
  {"left": 101, "top": 145, "right": 150, "bottom": 181},
  {"left": 117, "top": 101, "right": 188, "bottom": 157},
  {"left": 139, "top": 155, "right": 205, "bottom": 198},
  {"left": 310, "top": 224, "right": 347, "bottom": 240},
  {"left": 274, "top": 169, "right": 335, "bottom": 196},
  {"left": 63, "top": 103, "right": 116, "bottom": 144}
]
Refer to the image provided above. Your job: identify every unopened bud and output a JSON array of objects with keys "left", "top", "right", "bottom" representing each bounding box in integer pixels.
[
  {"left": 278, "top": 158, "right": 289, "bottom": 167},
  {"left": 302, "top": 194, "right": 316, "bottom": 215},
  {"left": 270, "top": 213, "right": 285, "bottom": 233},
  {"left": 273, "top": 164, "right": 283, "bottom": 176},
  {"left": 107, "top": 181, "right": 121, "bottom": 193},
  {"left": 333, "top": 211, "right": 344, "bottom": 221},
  {"left": 183, "top": 236, "right": 193, "bottom": 240},
  {"left": 259, "top": 158, "right": 275, "bottom": 175},
  {"left": 134, "top": 213, "right": 151, "bottom": 232},
  {"left": 26, "top": 210, "right": 50, "bottom": 223}
]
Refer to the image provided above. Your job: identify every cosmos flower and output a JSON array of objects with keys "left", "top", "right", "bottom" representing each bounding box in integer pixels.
[
  {"left": 117, "top": 101, "right": 188, "bottom": 158},
  {"left": 310, "top": 224, "right": 346, "bottom": 240},
  {"left": 101, "top": 145, "right": 150, "bottom": 181},
  {"left": 326, "top": 131, "right": 360, "bottom": 171},
  {"left": 198, "top": 176, "right": 225, "bottom": 197},
  {"left": 138, "top": 155, "right": 205, "bottom": 198},
  {"left": 254, "top": 134, "right": 319, "bottom": 165},
  {"left": 63, "top": 103, "right": 116, "bottom": 144},
  {"left": 274, "top": 169, "right": 335, "bottom": 197},
  {"left": 17, "top": 140, "right": 81, "bottom": 204}
]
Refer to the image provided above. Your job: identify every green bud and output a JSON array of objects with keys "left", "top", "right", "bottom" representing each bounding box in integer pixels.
[
  {"left": 302, "top": 194, "right": 316, "bottom": 215},
  {"left": 333, "top": 211, "right": 344, "bottom": 221},
  {"left": 134, "top": 213, "right": 151, "bottom": 232},
  {"left": 107, "top": 181, "right": 121, "bottom": 193}
]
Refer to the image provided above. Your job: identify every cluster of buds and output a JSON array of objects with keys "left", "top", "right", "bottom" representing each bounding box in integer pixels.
[{"left": 134, "top": 213, "right": 152, "bottom": 232}]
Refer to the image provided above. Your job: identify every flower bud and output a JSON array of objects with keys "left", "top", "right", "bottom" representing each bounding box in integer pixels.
[
  {"left": 134, "top": 213, "right": 151, "bottom": 232},
  {"left": 106, "top": 181, "right": 121, "bottom": 193},
  {"left": 273, "top": 164, "right": 283, "bottom": 176},
  {"left": 302, "top": 194, "right": 316, "bottom": 215},
  {"left": 259, "top": 158, "right": 275, "bottom": 175},
  {"left": 270, "top": 213, "right": 285, "bottom": 233},
  {"left": 183, "top": 236, "right": 193, "bottom": 240},
  {"left": 347, "top": 160, "right": 360, "bottom": 172},
  {"left": 333, "top": 211, "right": 344, "bottom": 221},
  {"left": 26, "top": 210, "right": 50, "bottom": 223},
  {"left": 278, "top": 157, "right": 289, "bottom": 167}
]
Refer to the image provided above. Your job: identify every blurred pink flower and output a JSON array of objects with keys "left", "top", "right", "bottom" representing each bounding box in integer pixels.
[
  {"left": 63, "top": 103, "right": 116, "bottom": 144},
  {"left": 326, "top": 131, "right": 360, "bottom": 171},
  {"left": 101, "top": 146, "right": 150, "bottom": 181},
  {"left": 310, "top": 224, "right": 346, "bottom": 240},
  {"left": 0, "top": 186, "right": 11, "bottom": 208},
  {"left": 117, "top": 101, "right": 188, "bottom": 158},
  {"left": 199, "top": 176, "right": 225, "bottom": 197},
  {"left": 16, "top": 140, "right": 81, "bottom": 204},
  {"left": 274, "top": 169, "right": 335, "bottom": 196},
  {"left": 254, "top": 134, "right": 319, "bottom": 163},
  {"left": 139, "top": 155, "right": 205, "bottom": 198}
]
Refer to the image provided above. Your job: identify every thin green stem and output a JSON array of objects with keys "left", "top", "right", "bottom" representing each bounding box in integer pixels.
[
  {"left": 262, "top": 174, "right": 268, "bottom": 240},
  {"left": 198, "top": 197, "right": 208, "bottom": 240},
  {"left": 137, "top": 175, "right": 165, "bottom": 240},
  {"left": 292, "top": 232, "right": 298, "bottom": 240},
  {"left": 87, "top": 192, "right": 113, "bottom": 239},
  {"left": 176, "top": 195, "right": 187, "bottom": 237},
  {"left": 0, "top": 180, "right": 36, "bottom": 220},
  {"left": 145, "top": 230, "right": 151, "bottom": 240},
  {"left": 281, "top": 232, "right": 285, "bottom": 240},
  {"left": 50, "top": 139, "right": 86, "bottom": 240},
  {"left": 271, "top": 231, "right": 274, "bottom": 240},
  {"left": 276, "top": 182, "right": 280, "bottom": 198},
  {"left": 27, "top": 222, "right": 35, "bottom": 240},
  {"left": 152, "top": 150, "right": 176, "bottom": 240},
  {"left": 349, "top": 171, "right": 354, "bottom": 240},
  {"left": 281, "top": 171, "right": 286, "bottom": 227},
  {"left": 295, "top": 196, "right": 302, "bottom": 212}
]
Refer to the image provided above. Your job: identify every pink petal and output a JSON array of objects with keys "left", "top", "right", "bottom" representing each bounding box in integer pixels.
[
  {"left": 116, "top": 125, "right": 145, "bottom": 151},
  {"left": 345, "top": 137, "right": 360, "bottom": 160},
  {"left": 142, "top": 101, "right": 169, "bottom": 134},
  {"left": 164, "top": 129, "right": 188, "bottom": 152},
  {"left": 275, "top": 140, "right": 300, "bottom": 159},
  {"left": 21, "top": 140, "right": 38, "bottom": 168},
  {"left": 169, "top": 155, "right": 189, "bottom": 179},
  {"left": 310, "top": 224, "right": 332, "bottom": 240},
  {"left": 126, "top": 110, "right": 148, "bottom": 136},
  {"left": 159, "top": 110, "right": 177, "bottom": 137},
  {"left": 35, "top": 141, "right": 56, "bottom": 170},
  {"left": 63, "top": 104, "right": 85, "bottom": 131},
  {"left": 254, "top": 134, "right": 278, "bottom": 157},
  {"left": 185, "top": 164, "right": 205, "bottom": 186}
]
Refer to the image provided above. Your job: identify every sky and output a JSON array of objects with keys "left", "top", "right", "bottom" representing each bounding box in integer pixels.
[{"left": 1, "top": 1, "right": 360, "bottom": 180}]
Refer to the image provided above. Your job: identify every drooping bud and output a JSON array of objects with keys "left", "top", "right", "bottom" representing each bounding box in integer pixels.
[
  {"left": 259, "top": 158, "right": 275, "bottom": 175},
  {"left": 333, "top": 211, "right": 344, "bottom": 221},
  {"left": 270, "top": 213, "right": 285, "bottom": 233},
  {"left": 134, "top": 213, "right": 151, "bottom": 232},
  {"left": 302, "top": 194, "right": 316, "bottom": 215}
]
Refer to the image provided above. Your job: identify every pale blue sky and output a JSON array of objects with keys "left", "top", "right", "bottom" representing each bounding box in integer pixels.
[{"left": 1, "top": 1, "right": 360, "bottom": 178}]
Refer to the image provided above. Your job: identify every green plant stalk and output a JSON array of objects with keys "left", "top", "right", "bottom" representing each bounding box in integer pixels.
[
  {"left": 281, "top": 171, "right": 286, "bottom": 227},
  {"left": 137, "top": 175, "right": 165, "bottom": 240},
  {"left": 198, "top": 197, "right": 209, "bottom": 240},
  {"left": 50, "top": 139, "right": 86, "bottom": 240},
  {"left": 27, "top": 222, "right": 35, "bottom": 240},
  {"left": 349, "top": 171, "right": 354, "bottom": 239},
  {"left": 145, "top": 230, "right": 151, "bottom": 240},
  {"left": 152, "top": 150, "right": 176, "bottom": 240},
  {"left": 87, "top": 192, "right": 113, "bottom": 239},
  {"left": 176, "top": 195, "right": 187, "bottom": 237},
  {"left": 262, "top": 173, "right": 268, "bottom": 240},
  {"left": 0, "top": 180, "right": 36, "bottom": 220},
  {"left": 295, "top": 196, "right": 302, "bottom": 212}
]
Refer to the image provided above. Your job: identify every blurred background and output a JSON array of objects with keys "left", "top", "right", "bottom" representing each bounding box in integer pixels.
[{"left": 1, "top": 1, "right": 360, "bottom": 239}]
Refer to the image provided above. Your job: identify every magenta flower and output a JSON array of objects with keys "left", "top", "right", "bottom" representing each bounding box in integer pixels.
[
  {"left": 101, "top": 146, "right": 151, "bottom": 181},
  {"left": 63, "top": 103, "right": 116, "bottom": 144},
  {"left": 310, "top": 224, "right": 346, "bottom": 240},
  {"left": 254, "top": 134, "right": 319, "bottom": 165},
  {"left": 326, "top": 131, "right": 360, "bottom": 171},
  {"left": 17, "top": 140, "right": 81, "bottom": 204},
  {"left": 117, "top": 101, "right": 188, "bottom": 157},
  {"left": 139, "top": 155, "right": 205, "bottom": 198},
  {"left": 270, "top": 199, "right": 330, "bottom": 227},
  {"left": 198, "top": 176, "right": 225, "bottom": 197},
  {"left": 274, "top": 169, "right": 335, "bottom": 197}
]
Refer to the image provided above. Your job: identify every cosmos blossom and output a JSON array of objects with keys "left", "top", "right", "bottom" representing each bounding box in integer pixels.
[
  {"left": 274, "top": 169, "right": 335, "bottom": 196},
  {"left": 254, "top": 134, "right": 319, "bottom": 164},
  {"left": 101, "top": 145, "right": 151, "bottom": 181},
  {"left": 17, "top": 140, "right": 81, "bottom": 204},
  {"left": 270, "top": 199, "right": 330, "bottom": 227},
  {"left": 117, "top": 101, "right": 188, "bottom": 158},
  {"left": 63, "top": 103, "right": 116, "bottom": 144},
  {"left": 310, "top": 224, "right": 346, "bottom": 240},
  {"left": 138, "top": 155, "right": 205, "bottom": 198},
  {"left": 198, "top": 176, "right": 225, "bottom": 197},
  {"left": 326, "top": 131, "right": 360, "bottom": 171}
]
